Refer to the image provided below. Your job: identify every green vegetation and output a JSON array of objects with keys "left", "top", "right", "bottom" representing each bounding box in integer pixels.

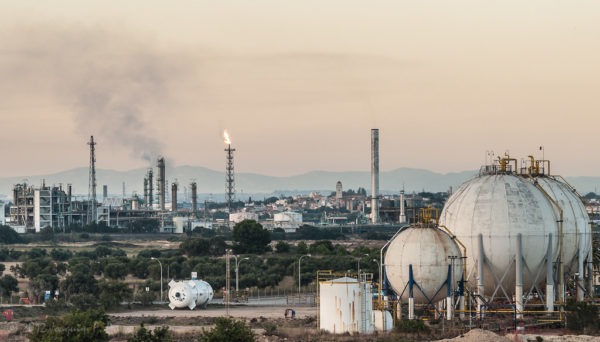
[
  {"left": 128, "top": 324, "right": 172, "bottom": 342},
  {"left": 394, "top": 319, "right": 430, "bottom": 334},
  {"left": 29, "top": 308, "right": 109, "bottom": 342},
  {"left": 0, "top": 225, "right": 25, "bottom": 244},
  {"left": 565, "top": 300, "right": 600, "bottom": 333},
  {"left": 198, "top": 317, "right": 255, "bottom": 342},
  {"left": 232, "top": 220, "right": 271, "bottom": 254}
]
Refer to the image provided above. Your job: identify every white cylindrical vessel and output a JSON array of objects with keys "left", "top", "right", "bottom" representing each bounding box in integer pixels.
[
  {"left": 319, "top": 277, "right": 373, "bottom": 334},
  {"left": 168, "top": 279, "right": 214, "bottom": 310}
]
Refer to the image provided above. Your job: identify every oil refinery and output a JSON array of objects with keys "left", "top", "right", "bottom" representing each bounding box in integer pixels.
[{"left": 318, "top": 152, "right": 594, "bottom": 335}]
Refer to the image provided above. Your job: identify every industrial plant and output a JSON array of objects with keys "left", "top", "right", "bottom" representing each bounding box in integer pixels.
[
  {"left": 1, "top": 128, "right": 598, "bottom": 337},
  {"left": 318, "top": 152, "right": 595, "bottom": 335},
  {"left": 3, "top": 129, "right": 426, "bottom": 234}
]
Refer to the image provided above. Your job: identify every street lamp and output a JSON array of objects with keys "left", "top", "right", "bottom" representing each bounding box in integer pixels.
[
  {"left": 151, "top": 257, "right": 163, "bottom": 303},
  {"left": 298, "top": 254, "right": 311, "bottom": 295},
  {"left": 233, "top": 255, "right": 250, "bottom": 292}
]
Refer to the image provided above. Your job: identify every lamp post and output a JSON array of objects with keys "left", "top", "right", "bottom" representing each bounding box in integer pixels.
[
  {"left": 234, "top": 255, "right": 250, "bottom": 292},
  {"left": 151, "top": 257, "right": 163, "bottom": 302},
  {"left": 298, "top": 254, "right": 311, "bottom": 295}
]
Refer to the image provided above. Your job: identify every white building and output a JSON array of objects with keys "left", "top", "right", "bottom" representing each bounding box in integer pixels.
[
  {"left": 0, "top": 201, "right": 5, "bottom": 225},
  {"left": 229, "top": 212, "right": 259, "bottom": 224},
  {"left": 273, "top": 211, "right": 302, "bottom": 232}
]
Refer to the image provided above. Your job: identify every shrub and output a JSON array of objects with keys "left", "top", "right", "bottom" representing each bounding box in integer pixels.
[
  {"left": 198, "top": 317, "right": 255, "bottom": 342},
  {"left": 29, "top": 308, "right": 109, "bottom": 342},
  {"left": 394, "top": 319, "right": 430, "bottom": 334},
  {"left": 565, "top": 300, "right": 599, "bottom": 333},
  {"left": 128, "top": 324, "right": 172, "bottom": 342}
]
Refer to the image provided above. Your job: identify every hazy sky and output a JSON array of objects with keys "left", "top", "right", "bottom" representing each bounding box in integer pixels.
[{"left": 1, "top": 1, "right": 600, "bottom": 178}]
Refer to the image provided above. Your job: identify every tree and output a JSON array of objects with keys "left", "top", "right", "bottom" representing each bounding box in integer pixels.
[
  {"left": 232, "top": 220, "right": 271, "bottom": 254},
  {"left": 61, "top": 268, "right": 99, "bottom": 299},
  {"left": 296, "top": 241, "right": 308, "bottom": 255},
  {"left": 50, "top": 248, "right": 73, "bottom": 261},
  {"left": 198, "top": 317, "right": 255, "bottom": 342},
  {"left": 180, "top": 238, "right": 211, "bottom": 256},
  {"left": 0, "top": 275, "right": 18, "bottom": 297},
  {"left": 98, "top": 280, "right": 132, "bottom": 309},
  {"left": 104, "top": 262, "right": 129, "bottom": 279},
  {"left": 208, "top": 236, "right": 227, "bottom": 256},
  {"left": 275, "top": 241, "right": 291, "bottom": 253},
  {"left": 0, "top": 225, "right": 24, "bottom": 244},
  {"left": 29, "top": 309, "right": 109, "bottom": 342},
  {"left": 128, "top": 324, "right": 172, "bottom": 342}
]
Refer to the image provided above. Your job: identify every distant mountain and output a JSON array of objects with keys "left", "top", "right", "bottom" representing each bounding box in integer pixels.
[{"left": 1, "top": 166, "right": 598, "bottom": 200}]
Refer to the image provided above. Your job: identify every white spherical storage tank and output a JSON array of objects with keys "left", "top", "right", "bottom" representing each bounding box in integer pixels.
[
  {"left": 319, "top": 277, "right": 373, "bottom": 334},
  {"left": 384, "top": 226, "right": 462, "bottom": 304},
  {"left": 168, "top": 279, "right": 214, "bottom": 310},
  {"left": 439, "top": 173, "right": 575, "bottom": 295},
  {"left": 535, "top": 177, "right": 591, "bottom": 272}
]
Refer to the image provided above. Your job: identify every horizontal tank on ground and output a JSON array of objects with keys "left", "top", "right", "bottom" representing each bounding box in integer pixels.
[{"left": 168, "top": 274, "right": 214, "bottom": 310}]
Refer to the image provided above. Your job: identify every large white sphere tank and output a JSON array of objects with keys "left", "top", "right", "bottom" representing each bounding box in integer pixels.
[
  {"left": 535, "top": 177, "right": 591, "bottom": 272},
  {"left": 384, "top": 226, "right": 462, "bottom": 303},
  {"left": 439, "top": 174, "right": 560, "bottom": 293},
  {"left": 168, "top": 279, "right": 214, "bottom": 310}
]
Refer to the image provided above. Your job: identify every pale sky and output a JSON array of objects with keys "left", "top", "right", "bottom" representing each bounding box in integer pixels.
[{"left": 1, "top": 1, "right": 599, "bottom": 178}]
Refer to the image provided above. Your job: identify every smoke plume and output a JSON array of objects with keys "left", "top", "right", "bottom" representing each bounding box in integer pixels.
[{"left": 0, "top": 23, "right": 184, "bottom": 162}]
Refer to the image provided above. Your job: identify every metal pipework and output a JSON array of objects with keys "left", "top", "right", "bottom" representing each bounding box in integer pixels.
[
  {"left": 438, "top": 224, "right": 467, "bottom": 320},
  {"left": 546, "top": 233, "right": 555, "bottom": 312},
  {"left": 498, "top": 155, "right": 518, "bottom": 173},
  {"left": 516, "top": 233, "right": 524, "bottom": 319},
  {"left": 527, "top": 156, "right": 536, "bottom": 176}
]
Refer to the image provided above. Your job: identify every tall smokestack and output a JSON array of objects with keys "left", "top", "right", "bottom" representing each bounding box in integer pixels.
[
  {"left": 191, "top": 182, "right": 197, "bottom": 216},
  {"left": 143, "top": 177, "right": 148, "bottom": 207},
  {"left": 171, "top": 182, "right": 178, "bottom": 212},
  {"left": 148, "top": 169, "right": 154, "bottom": 208},
  {"left": 103, "top": 185, "right": 108, "bottom": 200},
  {"left": 399, "top": 189, "right": 407, "bottom": 224},
  {"left": 87, "top": 135, "right": 97, "bottom": 224},
  {"left": 157, "top": 157, "right": 166, "bottom": 211},
  {"left": 371, "top": 128, "right": 380, "bottom": 224}
]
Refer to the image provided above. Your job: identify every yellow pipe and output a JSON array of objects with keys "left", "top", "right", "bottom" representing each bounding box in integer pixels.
[
  {"left": 528, "top": 156, "right": 535, "bottom": 176},
  {"left": 498, "top": 156, "right": 518, "bottom": 173}
]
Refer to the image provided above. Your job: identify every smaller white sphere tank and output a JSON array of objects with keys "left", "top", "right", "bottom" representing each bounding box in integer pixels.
[
  {"left": 384, "top": 225, "right": 462, "bottom": 304},
  {"left": 168, "top": 279, "right": 214, "bottom": 310}
]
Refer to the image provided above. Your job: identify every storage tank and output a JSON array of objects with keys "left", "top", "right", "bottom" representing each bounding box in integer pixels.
[
  {"left": 384, "top": 225, "right": 462, "bottom": 304},
  {"left": 439, "top": 173, "right": 561, "bottom": 294},
  {"left": 535, "top": 176, "right": 591, "bottom": 272},
  {"left": 168, "top": 275, "right": 213, "bottom": 310},
  {"left": 319, "top": 277, "right": 373, "bottom": 334}
]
